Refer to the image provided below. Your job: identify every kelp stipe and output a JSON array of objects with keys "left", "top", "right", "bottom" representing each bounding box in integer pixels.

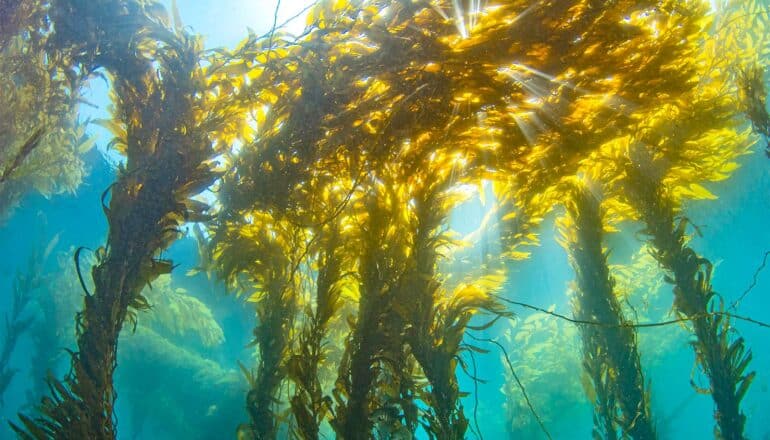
[
  {"left": 288, "top": 220, "right": 351, "bottom": 440},
  {"left": 330, "top": 176, "right": 412, "bottom": 440},
  {"left": 397, "top": 174, "right": 508, "bottom": 440},
  {"left": 559, "top": 183, "right": 655, "bottom": 440},
  {"left": 12, "top": 1, "right": 224, "bottom": 438},
  {"left": 401, "top": 180, "right": 470, "bottom": 440},
  {"left": 213, "top": 212, "right": 303, "bottom": 440},
  {"left": 623, "top": 152, "right": 754, "bottom": 440}
]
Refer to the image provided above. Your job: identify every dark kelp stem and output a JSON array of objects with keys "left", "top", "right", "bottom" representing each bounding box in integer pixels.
[
  {"left": 244, "top": 283, "right": 297, "bottom": 440},
  {"left": 13, "top": 2, "right": 221, "bottom": 438},
  {"left": 244, "top": 252, "right": 299, "bottom": 440},
  {"left": 624, "top": 157, "right": 754, "bottom": 440},
  {"left": 562, "top": 184, "right": 656, "bottom": 440},
  {"left": 289, "top": 224, "right": 347, "bottom": 440},
  {"left": 331, "top": 186, "right": 407, "bottom": 440},
  {"left": 737, "top": 64, "right": 770, "bottom": 156},
  {"left": 212, "top": 215, "right": 303, "bottom": 439},
  {"left": 402, "top": 183, "right": 468, "bottom": 440}
]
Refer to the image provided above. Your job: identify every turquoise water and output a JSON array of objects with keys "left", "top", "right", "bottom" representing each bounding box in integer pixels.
[{"left": 1, "top": 1, "right": 769, "bottom": 439}]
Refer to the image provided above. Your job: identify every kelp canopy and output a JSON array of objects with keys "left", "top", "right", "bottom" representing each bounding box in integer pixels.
[{"left": 5, "top": 0, "right": 769, "bottom": 439}]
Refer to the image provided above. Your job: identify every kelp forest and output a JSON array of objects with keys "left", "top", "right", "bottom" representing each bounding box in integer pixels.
[{"left": 1, "top": 0, "right": 770, "bottom": 438}]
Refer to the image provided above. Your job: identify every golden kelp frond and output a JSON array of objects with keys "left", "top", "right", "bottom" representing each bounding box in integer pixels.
[
  {"left": 493, "top": 0, "right": 756, "bottom": 241},
  {"left": 211, "top": 212, "right": 296, "bottom": 295},
  {"left": 711, "top": 0, "right": 770, "bottom": 67}
]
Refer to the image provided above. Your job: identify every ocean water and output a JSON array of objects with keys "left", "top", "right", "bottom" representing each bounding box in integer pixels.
[{"left": 1, "top": 1, "right": 769, "bottom": 439}]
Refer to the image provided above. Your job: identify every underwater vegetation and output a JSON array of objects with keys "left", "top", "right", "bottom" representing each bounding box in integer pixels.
[
  {"left": 0, "top": 0, "right": 93, "bottom": 222},
  {"left": 0, "top": 239, "right": 57, "bottom": 407},
  {"left": 2, "top": 0, "right": 770, "bottom": 439},
  {"left": 559, "top": 184, "right": 654, "bottom": 440},
  {"left": 12, "top": 246, "right": 243, "bottom": 439}
]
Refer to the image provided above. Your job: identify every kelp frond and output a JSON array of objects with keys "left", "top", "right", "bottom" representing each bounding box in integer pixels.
[
  {"left": 15, "top": 1, "right": 228, "bottom": 438},
  {"left": 623, "top": 150, "right": 754, "bottom": 440},
  {"left": 560, "top": 183, "right": 656, "bottom": 440}
]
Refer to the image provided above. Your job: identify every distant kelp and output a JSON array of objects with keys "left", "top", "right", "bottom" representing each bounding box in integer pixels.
[
  {"left": 140, "top": 275, "right": 225, "bottom": 348},
  {"left": 117, "top": 325, "right": 243, "bottom": 439},
  {"left": 0, "top": 0, "right": 92, "bottom": 223},
  {"left": 0, "top": 238, "right": 57, "bottom": 406}
]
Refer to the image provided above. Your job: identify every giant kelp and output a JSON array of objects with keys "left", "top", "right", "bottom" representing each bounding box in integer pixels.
[
  {"left": 20, "top": 245, "right": 242, "bottom": 440},
  {"left": 0, "top": 240, "right": 56, "bottom": 406},
  {"left": 288, "top": 213, "right": 355, "bottom": 440},
  {"left": 0, "top": 0, "right": 92, "bottom": 222},
  {"left": 204, "top": 0, "right": 765, "bottom": 438},
  {"left": 214, "top": 210, "right": 305, "bottom": 439},
  {"left": 5, "top": 0, "right": 768, "bottom": 438},
  {"left": 623, "top": 152, "right": 754, "bottom": 440},
  {"left": 13, "top": 1, "right": 230, "bottom": 438},
  {"left": 559, "top": 183, "right": 655, "bottom": 440}
]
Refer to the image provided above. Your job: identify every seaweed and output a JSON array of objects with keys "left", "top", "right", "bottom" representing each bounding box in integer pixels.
[
  {"left": 0, "top": 0, "right": 92, "bottom": 222},
  {"left": 737, "top": 64, "right": 770, "bottom": 155},
  {"left": 559, "top": 183, "right": 656, "bottom": 440},
  {"left": 21, "top": 245, "right": 239, "bottom": 439},
  {"left": 5, "top": 0, "right": 767, "bottom": 438},
  {"left": 330, "top": 177, "right": 413, "bottom": 440},
  {"left": 213, "top": 210, "right": 305, "bottom": 439},
  {"left": 0, "top": 239, "right": 55, "bottom": 406},
  {"left": 397, "top": 175, "right": 508, "bottom": 440},
  {"left": 140, "top": 275, "right": 225, "bottom": 348},
  {"left": 288, "top": 219, "right": 351, "bottom": 440},
  {"left": 624, "top": 151, "right": 754, "bottom": 440},
  {"left": 14, "top": 1, "right": 227, "bottom": 438}
]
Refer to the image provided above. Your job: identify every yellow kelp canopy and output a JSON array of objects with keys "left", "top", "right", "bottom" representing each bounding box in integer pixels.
[
  {"left": 208, "top": 0, "right": 754, "bottom": 245},
  {"left": 198, "top": 1, "right": 763, "bottom": 437}
]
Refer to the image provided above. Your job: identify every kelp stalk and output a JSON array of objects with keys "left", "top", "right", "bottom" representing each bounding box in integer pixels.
[
  {"left": 331, "top": 185, "right": 408, "bottom": 440},
  {"left": 624, "top": 158, "right": 754, "bottom": 440},
  {"left": 402, "top": 183, "right": 468, "bottom": 440},
  {"left": 562, "top": 184, "right": 656, "bottom": 440},
  {"left": 14, "top": 2, "right": 221, "bottom": 438},
  {"left": 737, "top": 64, "right": 770, "bottom": 156},
  {"left": 289, "top": 224, "right": 346, "bottom": 440},
  {"left": 243, "top": 273, "right": 299, "bottom": 439},
  {"left": 213, "top": 214, "right": 304, "bottom": 439}
]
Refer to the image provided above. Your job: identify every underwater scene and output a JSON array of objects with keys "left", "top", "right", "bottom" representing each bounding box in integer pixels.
[{"left": 1, "top": 0, "right": 770, "bottom": 439}]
